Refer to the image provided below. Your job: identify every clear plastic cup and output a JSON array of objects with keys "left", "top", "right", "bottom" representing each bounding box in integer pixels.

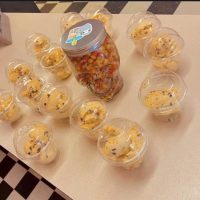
[
  {"left": 60, "top": 12, "right": 85, "bottom": 34},
  {"left": 6, "top": 59, "right": 34, "bottom": 84},
  {"left": 69, "top": 97, "right": 107, "bottom": 141},
  {"left": 40, "top": 43, "right": 72, "bottom": 80},
  {"left": 85, "top": 7, "right": 113, "bottom": 37},
  {"left": 38, "top": 83, "right": 73, "bottom": 119},
  {"left": 0, "top": 90, "right": 22, "bottom": 123},
  {"left": 97, "top": 118, "right": 148, "bottom": 169},
  {"left": 13, "top": 121, "right": 58, "bottom": 164},
  {"left": 143, "top": 27, "right": 184, "bottom": 71},
  {"left": 139, "top": 70, "right": 187, "bottom": 122},
  {"left": 15, "top": 76, "right": 45, "bottom": 110},
  {"left": 25, "top": 33, "right": 51, "bottom": 61},
  {"left": 127, "top": 11, "right": 161, "bottom": 54}
]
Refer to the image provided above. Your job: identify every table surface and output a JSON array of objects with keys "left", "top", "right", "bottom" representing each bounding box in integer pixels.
[{"left": 0, "top": 13, "right": 200, "bottom": 200}]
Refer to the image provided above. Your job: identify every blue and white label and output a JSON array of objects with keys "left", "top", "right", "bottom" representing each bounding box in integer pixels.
[{"left": 65, "top": 23, "right": 92, "bottom": 46}]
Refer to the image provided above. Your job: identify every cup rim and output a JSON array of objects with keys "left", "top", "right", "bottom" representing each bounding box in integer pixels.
[
  {"left": 13, "top": 121, "right": 53, "bottom": 160},
  {"left": 138, "top": 70, "right": 187, "bottom": 113},
  {"left": 69, "top": 96, "right": 108, "bottom": 133},
  {"left": 97, "top": 118, "right": 148, "bottom": 166}
]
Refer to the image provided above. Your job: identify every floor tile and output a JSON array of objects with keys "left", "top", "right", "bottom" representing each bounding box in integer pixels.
[
  {"left": 0, "top": 181, "right": 13, "bottom": 200},
  {"left": 27, "top": 181, "right": 53, "bottom": 200},
  {"left": 15, "top": 172, "right": 39, "bottom": 199},
  {"left": 4, "top": 163, "right": 27, "bottom": 188},
  {"left": 0, "top": 156, "right": 15, "bottom": 178}
]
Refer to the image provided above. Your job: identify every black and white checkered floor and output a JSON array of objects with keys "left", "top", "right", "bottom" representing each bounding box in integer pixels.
[
  {"left": 0, "top": 1, "right": 200, "bottom": 199},
  {"left": 0, "top": 146, "right": 72, "bottom": 200}
]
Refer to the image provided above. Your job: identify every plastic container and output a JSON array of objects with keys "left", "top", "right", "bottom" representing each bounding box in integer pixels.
[
  {"left": 70, "top": 97, "right": 107, "bottom": 140},
  {"left": 61, "top": 19, "right": 123, "bottom": 101},
  {"left": 127, "top": 11, "right": 161, "bottom": 54},
  {"left": 13, "top": 122, "right": 58, "bottom": 164},
  {"left": 15, "top": 76, "right": 45, "bottom": 110},
  {"left": 0, "top": 90, "right": 22, "bottom": 123},
  {"left": 139, "top": 70, "right": 187, "bottom": 122},
  {"left": 25, "top": 33, "right": 51, "bottom": 60},
  {"left": 38, "top": 84, "right": 73, "bottom": 119},
  {"left": 143, "top": 27, "right": 184, "bottom": 71},
  {"left": 6, "top": 59, "right": 34, "bottom": 84},
  {"left": 40, "top": 43, "right": 72, "bottom": 80},
  {"left": 60, "top": 12, "right": 85, "bottom": 34},
  {"left": 97, "top": 118, "right": 148, "bottom": 169},
  {"left": 85, "top": 7, "right": 113, "bottom": 37}
]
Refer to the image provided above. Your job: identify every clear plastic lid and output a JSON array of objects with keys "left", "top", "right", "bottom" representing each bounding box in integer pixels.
[
  {"left": 138, "top": 70, "right": 187, "bottom": 114},
  {"left": 0, "top": 89, "right": 14, "bottom": 114},
  {"left": 25, "top": 33, "right": 51, "bottom": 57},
  {"left": 40, "top": 43, "right": 67, "bottom": 69},
  {"left": 15, "top": 76, "right": 45, "bottom": 109},
  {"left": 13, "top": 121, "right": 52, "bottom": 160},
  {"left": 127, "top": 11, "right": 161, "bottom": 40},
  {"left": 143, "top": 27, "right": 184, "bottom": 59},
  {"left": 6, "top": 59, "right": 33, "bottom": 84},
  {"left": 38, "top": 83, "right": 72, "bottom": 119},
  {"left": 97, "top": 118, "right": 148, "bottom": 167},
  {"left": 60, "top": 12, "right": 85, "bottom": 34},
  {"left": 69, "top": 97, "right": 108, "bottom": 140}
]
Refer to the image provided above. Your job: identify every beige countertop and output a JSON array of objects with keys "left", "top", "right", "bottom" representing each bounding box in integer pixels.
[{"left": 0, "top": 13, "right": 199, "bottom": 200}]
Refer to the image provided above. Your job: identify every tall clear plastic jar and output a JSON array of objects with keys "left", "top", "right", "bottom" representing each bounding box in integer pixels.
[
  {"left": 61, "top": 19, "right": 123, "bottom": 101},
  {"left": 13, "top": 121, "right": 58, "bottom": 164}
]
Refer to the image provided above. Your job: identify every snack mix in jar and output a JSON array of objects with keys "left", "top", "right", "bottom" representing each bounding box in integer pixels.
[
  {"left": 40, "top": 43, "right": 72, "bottom": 80},
  {"left": 70, "top": 98, "right": 107, "bottom": 140},
  {"left": 61, "top": 19, "right": 123, "bottom": 101},
  {"left": 13, "top": 122, "right": 58, "bottom": 164},
  {"left": 127, "top": 11, "right": 161, "bottom": 54},
  {"left": 15, "top": 76, "right": 45, "bottom": 110},
  {"left": 143, "top": 27, "right": 184, "bottom": 71},
  {"left": 0, "top": 90, "right": 22, "bottom": 122},
  {"left": 60, "top": 12, "right": 85, "bottom": 34},
  {"left": 25, "top": 33, "right": 51, "bottom": 60},
  {"left": 6, "top": 59, "right": 34, "bottom": 84},
  {"left": 139, "top": 70, "right": 187, "bottom": 122},
  {"left": 86, "top": 7, "right": 113, "bottom": 37},
  {"left": 98, "top": 118, "right": 148, "bottom": 169},
  {"left": 38, "top": 84, "right": 73, "bottom": 119}
]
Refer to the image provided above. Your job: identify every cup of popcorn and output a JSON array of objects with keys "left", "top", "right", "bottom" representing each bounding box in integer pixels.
[
  {"left": 6, "top": 59, "right": 34, "bottom": 84},
  {"left": 70, "top": 98, "right": 107, "bottom": 140},
  {"left": 60, "top": 12, "right": 85, "bottom": 34},
  {"left": 38, "top": 83, "right": 73, "bottom": 119},
  {"left": 0, "top": 90, "right": 22, "bottom": 123},
  {"left": 25, "top": 33, "right": 51, "bottom": 61},
  {"left": 97, "top": 118, "right": 148, "bottom": 169},
  {"left": 127, "top": 11, "right": 161, "bottom": 54},
  {"left": 15, "top": 76, "right": 45, "bottom": 111},
  {"left": 143, "top": 27, "right": 184, "bottom": 71},
  {"left": 86, "top": 7, "right": 113, "bottom": 37},
  {"left": 40, "top": 43, "right": 72, "bottom": 80},
  {"left": 13, "top": 122, "right": 58, "bottom": 164},
  {"left": 139, "top": 70, "right": 187, "bottom": 122}
]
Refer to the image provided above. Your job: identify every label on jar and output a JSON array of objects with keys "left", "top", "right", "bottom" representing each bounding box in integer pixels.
[{"left": 65, "top": 23, "right": 92, "bottom": 46}]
